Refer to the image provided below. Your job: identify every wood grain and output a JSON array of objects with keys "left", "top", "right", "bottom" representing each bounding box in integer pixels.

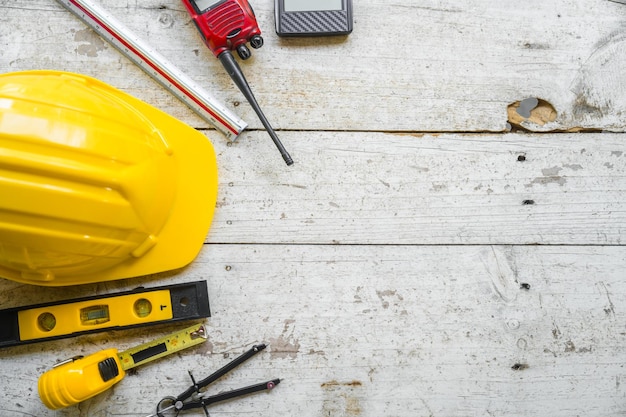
[
  {"left": 0, "top": 245, "right": 624, "bottom": 417},
  {"left": 1, "top": 0, "right": 625, "bottom": 132},
  {"left": 0, "top": 0, "right": 625, "bottom": 416},
  {"left": 209, "top": 131, "right": 626, "bottom": 245}
]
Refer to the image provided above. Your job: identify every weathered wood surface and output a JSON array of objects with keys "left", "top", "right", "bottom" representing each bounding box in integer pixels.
[
  {"left": 209, "top": 131, "right": 626, "bottom": 245},
  {"left": 0, "top": 0, "right": 625, "bottom": 416},
  {"left": 0, "top": 245, "right": 625, "bottom": 417},
  {"left": 2, "top": 0, "right": 626, "bottom": 132}
]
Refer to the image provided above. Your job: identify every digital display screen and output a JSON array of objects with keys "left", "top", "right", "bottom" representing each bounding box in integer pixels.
[
  {"left": 284, "top": 0, "right": 343, "bottom": 12},
  {"left": 190, "top": 0, "right": 223, "bottom": 12}
]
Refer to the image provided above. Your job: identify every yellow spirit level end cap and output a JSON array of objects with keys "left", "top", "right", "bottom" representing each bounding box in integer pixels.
[{"left": 0, "top": 71, "right": 218, "bottom": 286}]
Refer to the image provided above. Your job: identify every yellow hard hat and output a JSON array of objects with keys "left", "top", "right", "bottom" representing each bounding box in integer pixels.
[{"left": 0, "top": 71, "right": 218, "bottom": 286}]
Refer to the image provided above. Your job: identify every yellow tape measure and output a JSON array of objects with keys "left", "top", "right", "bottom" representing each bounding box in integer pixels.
[
  {"left": 118, "top": 323, "right": 207, "bottom": 370},
  {"left": 38, "top": 323, "right": 207, "bottom": 410}
]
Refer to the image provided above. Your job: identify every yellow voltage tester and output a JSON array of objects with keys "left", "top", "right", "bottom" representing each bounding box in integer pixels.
[{"left": 38, "top": 323, "right": 208, "bottom": 409}]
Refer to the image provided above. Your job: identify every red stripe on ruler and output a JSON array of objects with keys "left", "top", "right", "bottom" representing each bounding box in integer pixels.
[{"left": 68, "top": 0, "right": 239, "bottom": 135}]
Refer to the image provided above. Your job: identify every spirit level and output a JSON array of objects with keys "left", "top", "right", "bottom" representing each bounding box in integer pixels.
[
  {"left": 56, "top": 0, "right": 247, "bottom": 140},
  {"left": 0, "top": 281, "right": 210, "bottom": 348},
  {"left": 38, "top": 323, "right": 208, "bottom": 410}
]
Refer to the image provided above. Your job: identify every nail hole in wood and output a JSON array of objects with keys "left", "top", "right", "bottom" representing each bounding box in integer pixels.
[{"left": 512, "top": 363, "right": 529, "bottom": 371}]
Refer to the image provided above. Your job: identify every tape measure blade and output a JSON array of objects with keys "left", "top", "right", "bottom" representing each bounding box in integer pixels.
[{"left": 118, "top": 324, "right": 207, "bottom": 371}]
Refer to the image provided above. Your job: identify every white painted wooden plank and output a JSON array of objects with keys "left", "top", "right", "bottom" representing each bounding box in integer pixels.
[
  {"left": 207, "top": 131, "right": 626, "bottom": 245},
  {"left": 1, "top": 0, "right": 625, "bottom": 132},
  {"left": 0, "top": 3, "right": 624, "bottom": 417},
  {"left": 0, "top": 244, "right": 623, "bottom": 417}
]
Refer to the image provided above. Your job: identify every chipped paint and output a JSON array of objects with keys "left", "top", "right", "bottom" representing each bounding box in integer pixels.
[
  {"left": 269, "top": 319, "right": 300, "bottom": 359},
  {"left": 74, "top": 28, "right": 106, "bottom": 57}
]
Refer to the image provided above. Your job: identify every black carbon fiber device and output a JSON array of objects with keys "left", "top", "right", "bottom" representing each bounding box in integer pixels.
[{"left": 275, "top": 0, "right": 352, "bottom": 37}]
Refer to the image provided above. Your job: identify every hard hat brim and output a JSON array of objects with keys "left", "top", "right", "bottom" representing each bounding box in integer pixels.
[{"left": 92, "top": 90, "right": 219, "bottom": 285}]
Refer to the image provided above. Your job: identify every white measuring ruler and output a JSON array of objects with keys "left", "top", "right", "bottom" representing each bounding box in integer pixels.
[{"left": 56, "top": 0, "right": 247, "bottom": 140}]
